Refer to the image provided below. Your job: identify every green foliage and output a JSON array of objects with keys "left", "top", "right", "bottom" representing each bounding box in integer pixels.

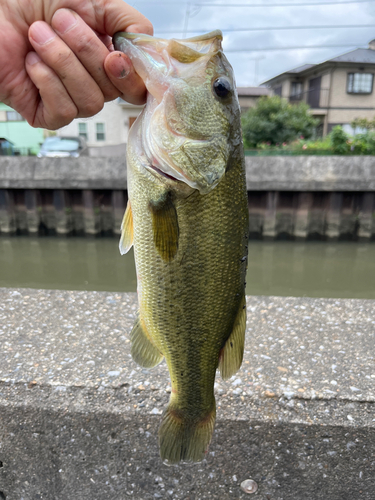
[
  {"left": 350, "top": 131, "right": 375, "bottom": 154},
  {"left": 241, "top": 95, "right": 319, "bottom": 147},
  {"left": 330, "top": 126, "right": 350, "bottom": 154},
  {"left": 351, "top": 117, "right": 375, "bottom": 131}
]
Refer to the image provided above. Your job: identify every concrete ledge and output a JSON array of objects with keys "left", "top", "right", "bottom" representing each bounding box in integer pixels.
[
  {"left": 245, "top": 155, "right": 375, "bottom": 191},
  {"left": 0, "top": 157, "right": 127, "bottom": 190},
  {"left": 0, "top": 289, "right": 374, "bottom": 499},
  {"left": 2, "top": 156, "right": 375, "bottom": 191}
]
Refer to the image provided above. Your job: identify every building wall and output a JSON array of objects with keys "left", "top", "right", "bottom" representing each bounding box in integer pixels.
[
  {"left": 57, "top": 100, "right": 143, "bottom": 147},
  {"left": 326, "top": 67, "right": 375, "bottom": 129},
  {"left": 329, "top": 67, "right": 375, "bottom": 109},
  {"left": 238, "top": 96, "right": 261, "bottom": 112},
  {"left": 0, "top": 103, "right": 44, "bottom": 153}
]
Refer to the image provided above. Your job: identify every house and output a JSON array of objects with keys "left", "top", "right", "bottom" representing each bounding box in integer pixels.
[
  {"left": 57, "top": 88, "right": 266, "bottom": 155},
  {"left": 57, "top": 98, "right": 144, "bottom": 156},
  {"left": 0, "top": 103, "right": 44, "bottom": 154},
  {"left": 237, "top": 86, "right": 272, "bottom": 113},
  {"left": 262, "top": 39, "right": 375, "bottom": 136}
]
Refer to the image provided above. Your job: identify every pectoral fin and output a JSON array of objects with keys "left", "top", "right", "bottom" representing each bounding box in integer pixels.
[
  {"left": 119, "top": 201, "right": 133, "bottom": 255},
  {"left": 149, "top": 192, "right": 179, "bottom": 262},
  {"left": 218, "top": 295, "right": 246, "bottom": 380},
  {"left": 130, "top": 314, "right": 164, "bottom": 368}
]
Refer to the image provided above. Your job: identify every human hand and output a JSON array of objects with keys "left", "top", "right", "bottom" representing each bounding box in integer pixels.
[{"left": 0, "top": 0, "right": 153, "bottom": 129}]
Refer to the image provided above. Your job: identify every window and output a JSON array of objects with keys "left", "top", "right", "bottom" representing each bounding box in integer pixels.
[
  {"left": 274, "top": 85, "right": 282, "bottom": 96},
  {"left": 347, "top": 73, "right": 373, "bottom": 94},
  {"left": 78, "top": 122, "right": 88, "bottom": 140},
  {"left": 6, "top": 110, "right": 24, "bottom": 121},
  {"left": 290, "top": 82, "right": 303, "bottom": 100},
  {"left": 96, "top": 122, "right": 105, "bottom": 141}
]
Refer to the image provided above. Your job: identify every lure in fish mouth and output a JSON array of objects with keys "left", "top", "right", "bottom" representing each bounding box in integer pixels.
[{"left": 113, "top": 30, "right": 240, "bottom": 194}]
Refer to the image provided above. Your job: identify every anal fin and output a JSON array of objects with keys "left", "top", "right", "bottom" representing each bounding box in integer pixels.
[
  {"left": 130, "top": 314, "right": 164, "bottom": 368},
  {"left": 218, "top": 295, "right": 246, "bottom": 380},
  {"left": 119, "top": 201, "right": 133, "bottom": 255}
]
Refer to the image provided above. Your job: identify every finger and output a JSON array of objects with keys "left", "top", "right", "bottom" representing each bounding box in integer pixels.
[
  {"left": 28, "top": 21, "right": 104, "bottom": 118},
  {"left": 51, "top": 9, "right": 120, "bottom": 102},
  {"left": 25, "top": 51, "right": 78, "bottom": 129},
  {"left": 99, "top": 0, "right": 154, "bottom": 37},
  {"left": 104, "top": 51, "right": 147, "bottom": 105}
]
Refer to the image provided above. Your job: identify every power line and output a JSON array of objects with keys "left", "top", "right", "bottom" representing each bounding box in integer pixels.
[
  {"left": 224, "top": 43, "right": 366, "bottom": 51},
  {"left": 157, "top": 24, "right": 375, "bottom": 34},
  {"left": 135, "top": 0, "right": 375, "bottom": 6},
  {"left": 189, "top": 0, "right": 375, "bottom": 5}
]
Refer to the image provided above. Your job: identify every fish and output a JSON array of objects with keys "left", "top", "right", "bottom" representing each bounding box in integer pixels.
[{"left": 113, "top": 30, "right": 249, "bottom": 464}]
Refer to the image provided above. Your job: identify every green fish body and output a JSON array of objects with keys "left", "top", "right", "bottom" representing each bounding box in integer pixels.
[{"left": 114, "top": 31, "right": 249, "bottom": 463}]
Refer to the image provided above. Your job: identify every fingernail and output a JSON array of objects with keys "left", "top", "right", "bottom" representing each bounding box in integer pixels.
[
  {"left": 114, "top": 55, "right": 131, "bottom": 79},
  {"left": 30, "top": 22, "right": 56, "bottom": 45},
  {"left": 26, "top": 52, "right": 41, "bottom": 66},
  {"left": 53, "top": 9, "right": 78, "bottom": 35}
]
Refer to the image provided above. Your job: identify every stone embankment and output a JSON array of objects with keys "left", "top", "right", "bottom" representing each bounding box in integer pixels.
[
  {"left": 0, "top": 288, "right": 374, "bottom": 499},
  {"left": 1, "top": 156, "right": 375, "bottom": 239}
]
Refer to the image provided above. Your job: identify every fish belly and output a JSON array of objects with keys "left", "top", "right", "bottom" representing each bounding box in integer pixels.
[{"left": 127, "top": 146, "right": 248, "bottom": 463}]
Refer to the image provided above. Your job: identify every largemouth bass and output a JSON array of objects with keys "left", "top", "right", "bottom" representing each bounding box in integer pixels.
[{"left": 114, "top": 30, "right": 249, "bottom": 463}]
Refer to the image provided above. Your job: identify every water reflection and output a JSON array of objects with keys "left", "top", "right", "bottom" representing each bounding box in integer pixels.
[
  {"left": 0, "top": 237, "right": 374, "bottom": 298},
  {"left": 0, "top": 237, "right": 137, "bottom": 292},
  {"left": 247, "top": 241, "right": 375, "bottom": 299}
]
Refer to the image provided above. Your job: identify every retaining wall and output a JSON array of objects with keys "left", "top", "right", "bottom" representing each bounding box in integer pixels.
[{"left": 1, "top": 156, "right": 375, "bottom": 239}]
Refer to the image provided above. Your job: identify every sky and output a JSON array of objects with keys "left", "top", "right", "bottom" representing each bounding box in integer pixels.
[{"left": 126, "top": 0, "right": 375, "bottom": 86}]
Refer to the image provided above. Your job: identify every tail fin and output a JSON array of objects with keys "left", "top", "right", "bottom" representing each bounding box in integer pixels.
[{"left": 158, "top": 404, "right": 216, "bottom": 464}]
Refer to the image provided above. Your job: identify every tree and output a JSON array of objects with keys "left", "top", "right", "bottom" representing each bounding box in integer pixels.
[{"left": 241, "top": 95, "right": 319, "bottom": 147}]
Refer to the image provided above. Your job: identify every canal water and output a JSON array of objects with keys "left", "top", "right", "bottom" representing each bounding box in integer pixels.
[{"left": 0, "top": 237, "right": 374, "bottom": 299}]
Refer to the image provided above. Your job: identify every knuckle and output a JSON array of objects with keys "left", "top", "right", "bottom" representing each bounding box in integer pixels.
[
  {"left": 56, "top": 105, "right": 78, "bottom": 126},
  {"left": 54, "top": 47, "right": 74, "bottom": 73},
  {"left": 72, "top": 32, "right": 96, "bottom": 57},
  {"left": 103, "top": 87, "right": 121, "bottom": 102},
  {"left": 79, "top": 95, "right": 104, "bottom": 117}
]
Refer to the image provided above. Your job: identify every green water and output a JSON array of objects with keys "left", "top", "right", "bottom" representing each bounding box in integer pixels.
[{"left": 0, "top": 237, "right": 374, "bottom": 299}]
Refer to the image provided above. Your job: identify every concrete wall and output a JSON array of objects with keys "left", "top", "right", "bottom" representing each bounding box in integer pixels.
[
  {"left": 1, "top": 155, "right": 375, "bottom": 191},
  {"left": 1, "top": 156, "right": 375, "bottom": 239}
]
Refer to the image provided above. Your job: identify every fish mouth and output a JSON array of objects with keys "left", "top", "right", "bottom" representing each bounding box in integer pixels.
[
  {"left": 115, "top": 30, "right": 227, "bottom": 194},
  {"left": 149, "top": 164, "right": 179, "bottom": 182}
]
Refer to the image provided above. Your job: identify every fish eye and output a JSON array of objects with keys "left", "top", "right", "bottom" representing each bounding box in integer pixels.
[{"left": 213, "top": 77, "right": 232, "bottom": 99}]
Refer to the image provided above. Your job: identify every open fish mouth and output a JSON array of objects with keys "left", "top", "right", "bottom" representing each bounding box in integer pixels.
[
  {"left": 150, "top": 164, "right": 179, "bottom": 182},
  {"left": 114, "top": 30, "right": 230, "bottom": 194}
]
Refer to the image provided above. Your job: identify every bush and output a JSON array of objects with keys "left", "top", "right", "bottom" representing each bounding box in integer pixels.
[
  {"left": 241, "top": 95, "right": 319, "bottom": 147},
  {"left": 330, "top": 126, "right": 350, "bottom": 154},
  {"left": 350, "top": 131, "right": 375, "bottom": 154},
  {"left": 290, "top": 135, "right": 332, "bottom": 154}
]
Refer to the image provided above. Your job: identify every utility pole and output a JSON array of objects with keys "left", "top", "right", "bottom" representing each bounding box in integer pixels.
[
  {"left": 182, "top": 2, "right": 201, "bottom": 38},
  {"left": 182, "top": 2, "right": 190, "bottom": 38}
]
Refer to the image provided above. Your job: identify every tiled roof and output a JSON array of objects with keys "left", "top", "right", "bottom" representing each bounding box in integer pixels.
[
  {"left": 287, "top": 64, "right": 316, "bottom": 73},
  {"left": 329, "top": 48, "right": 375, "bottom": 63}
]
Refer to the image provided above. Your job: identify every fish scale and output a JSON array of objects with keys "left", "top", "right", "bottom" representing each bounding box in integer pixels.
[{"left": 115, "top": 29, "right": 249, "bottom": 463}]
